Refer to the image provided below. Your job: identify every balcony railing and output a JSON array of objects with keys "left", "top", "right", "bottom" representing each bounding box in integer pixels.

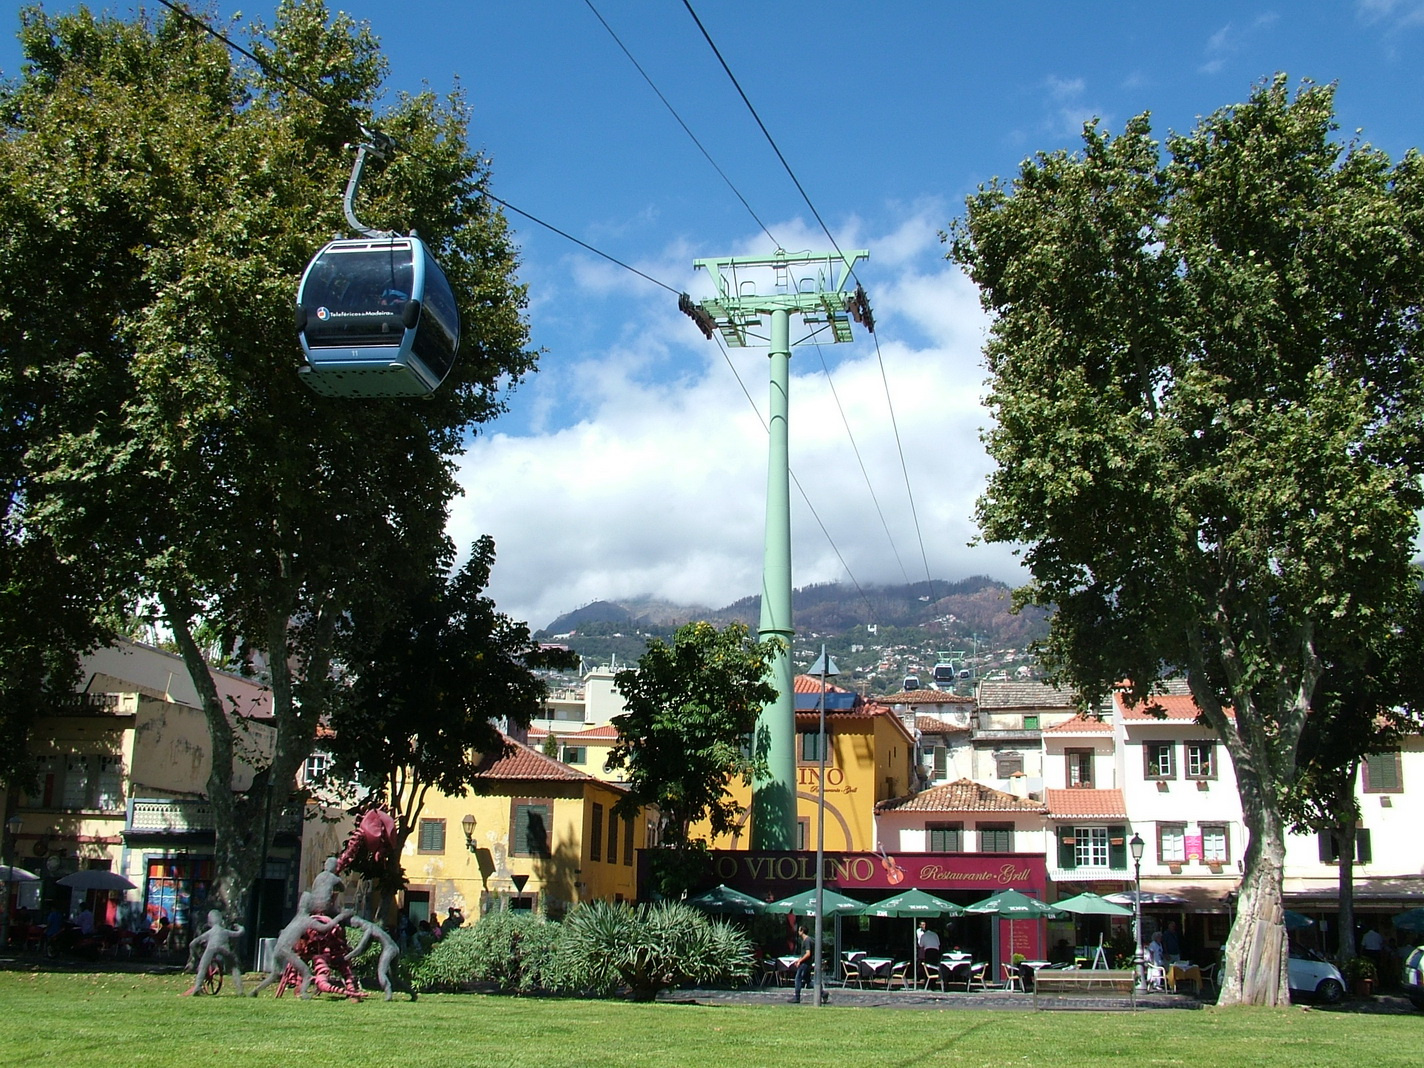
[{"left": 127, "top": 797, "right": 301, "bottom": 835}]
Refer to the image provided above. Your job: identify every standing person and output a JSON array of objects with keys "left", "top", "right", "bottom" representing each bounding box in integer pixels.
[
  {"left": 1162, "top": 920, "right": 1181, "bottom": 961},
  {"left": 788, "top": 923, "right": 813, "bottom": 1003},
  {"left": 917, "top": 920, "right": 942, "bottom": 970},
  {"left": 1361, "top": 924, "right": 1385, "bottom": 971}
]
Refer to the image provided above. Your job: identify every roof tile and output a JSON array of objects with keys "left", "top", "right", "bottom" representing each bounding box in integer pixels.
[
  {"left": 1043, "top": 788, "right": 1128, "bottom": 819},
  {"left": 879, "top": 778, "right": 1046, "bottom": 814}
]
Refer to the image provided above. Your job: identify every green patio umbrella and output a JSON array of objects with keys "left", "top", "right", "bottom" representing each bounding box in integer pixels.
[
  {"left": 1052, "top": 891, "right": 1132, "bottom": 917},
  {"left": 763, "top": 887, "right": 864, "bottom": 917},
  {"left": 685, "top": 884, "right": 765, "bottom": 915},
  {"left": 966, "top": 889, "right": 1063, "bottom": 970},
  {"left": 1392, "top": 907, "right": 1424, "bottom": 932},
  {"left": 863, "top": 888, "right": 966, "bottom": 988},
  {"left": 965, "top": 889, "right": 1063, "bottom": 918}
]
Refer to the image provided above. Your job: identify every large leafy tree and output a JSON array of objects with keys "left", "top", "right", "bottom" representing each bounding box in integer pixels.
[
  {"left": 606, "top": 621, "right": 778, "bottom": 896},
  {"left": 1281, "top": 583, "right": 1424, "bottom": 963},
  {"left": 948, "top": 77, "right": 1424, "bottom": 1005},
  {"left": 324, "top": 535, "right": 577, "bottom": 906},
  {"left": 0, "top": 1, "right": 540, "bottom": 921}
]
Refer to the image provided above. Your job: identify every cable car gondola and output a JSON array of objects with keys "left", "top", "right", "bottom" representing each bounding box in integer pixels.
[
  {"left": 296, "top": 235, "right": 459, "bottom": 397},
  {"left": 296, "top": 132, "right": 460, "bottom": 398}
]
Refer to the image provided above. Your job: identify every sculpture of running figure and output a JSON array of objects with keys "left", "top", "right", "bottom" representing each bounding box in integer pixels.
[
  {"left": 348, "top": 914, "right": 416, "bottom": 1001},
  {"left": 309, "top": 855, "right": 345, "bottom": 915},
  {"left": 247, "top": 892, "right": 351, "bottom": 998},
  {"left": 182, "top": 909, "right": 245, "bottom": 996}
]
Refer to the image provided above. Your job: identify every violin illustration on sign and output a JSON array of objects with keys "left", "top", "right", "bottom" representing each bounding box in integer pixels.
[{"left": 878, "top": 847, "right": 905, "bottom": 885}]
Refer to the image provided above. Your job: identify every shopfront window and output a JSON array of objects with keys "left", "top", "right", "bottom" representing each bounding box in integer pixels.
[{"left": 144, "top": 856, "right": 214, "bottom": 932}]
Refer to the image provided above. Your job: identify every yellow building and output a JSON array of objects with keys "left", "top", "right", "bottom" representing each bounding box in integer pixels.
[
  {"left": 526, "top": 724, "right": 623, "bottom": 783},
  {"left": 4, "top": 639, "right": 295, "bottom": 937},
  {"left": 697, "top": 675, "right": 917, "bottom": 853},
  {"left": 389, "top": 735, "right": 651, "bottom": 922}
]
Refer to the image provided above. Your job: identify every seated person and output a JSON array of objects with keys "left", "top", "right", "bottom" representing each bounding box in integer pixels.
[{"left": 1049, "top": 938, "right": 1075, "bottom": 965}]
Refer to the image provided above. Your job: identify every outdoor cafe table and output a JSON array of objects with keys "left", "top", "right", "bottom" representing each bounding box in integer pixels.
[
  {"left": 858, "top": 957, "right": 894, "bottom": 986},
  {"left": 1017, "top": 960, "right": 1052, "bottom": 991},
  {"left": 1168, "top": 963, "right": 1202, "bottom": 994}
]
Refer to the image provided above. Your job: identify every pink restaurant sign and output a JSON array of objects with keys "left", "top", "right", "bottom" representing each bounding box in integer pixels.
[{"left": 705, "top": 851, "right": 1049, "bottom": 896}]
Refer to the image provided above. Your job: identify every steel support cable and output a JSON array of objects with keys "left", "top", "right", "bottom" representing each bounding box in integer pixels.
[
  {"left": 156, "top": 1, "right": 684, "bottom": 299},
  {"left": 155, "top": 0, "right": 331, "bottom": 106},
  {"left": 711, "top": 334, "right": 879, "bottom": 627},
  {"left": 684, "top": 2, "right": 937, "bottom": 604},
  {"left": 809, "top": 340, "right": 913, "bottom": 589},
  {"left": 582, "top": 0, "right": 780, "bottom": 250}
]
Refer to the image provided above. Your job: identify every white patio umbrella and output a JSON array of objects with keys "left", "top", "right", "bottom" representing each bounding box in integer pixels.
[
  {"left": 57, "top": 870, "right": 136, "bottom": 892},
  {"left": 0, "top": 864, "right": 39, "bottom": 882}
]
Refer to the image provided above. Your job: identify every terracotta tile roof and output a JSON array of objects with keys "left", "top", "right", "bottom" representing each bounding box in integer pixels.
[
  {"left": 792, "top": 674, "right": 857, "bottom": 695},
  {"left": 1044, "top": 788, "right": 1128, "bottom": 820},
  {"left": 916, "top": 716, "right": 971, "bottom": 734},
  {"left": 871, "top": 690, "right": 974, "bottom": 706},
  {"left": 794, "top": 705, "right": 918, "bottom": 746},
  {"left": 473, "top": 735, "right": 600, "bottom": 783},
  {"left": 1044, "top": 714, "right": 1112, "bottom": 735},
  {"left": 528, "top": 724, "right": 620, "bottom": 741},
  {"left": 879, "top": 778, "right": 1046, "bottom": 814},
  {"left": 976, "top": 680, "right": 1077, "bottom": 710},
  {"left": 1114, "top": 691, "right": 1225, "bottom": 721}
]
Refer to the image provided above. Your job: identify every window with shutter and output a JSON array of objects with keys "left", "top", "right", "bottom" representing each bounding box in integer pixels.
[
  {"left": 1158, "top": 823, "right": 1186, "bottom": 863},
  {"left": 1144, "top": 743, "right": 1175, "bottom": 780},
  {"left": 512, "top": 801, "right": 552, "bottom": 857},
  {"left": 591, "top": 803, "right": 604, "bottom": 862},
  {"left": 1363, "top": 751, "right": 1402, "bottom": 793},
  {"left": 417, "top": 818, "right": 446, "bottom": 853},
  {"left": 1066, "top": 748, "right": 1094, "bottom": 787},
  {"left": 977, "top": 822, "right": 1013, "bottom": 851},
  {"left": 928, "top": 821, "right": 963, "bottom": 852}
]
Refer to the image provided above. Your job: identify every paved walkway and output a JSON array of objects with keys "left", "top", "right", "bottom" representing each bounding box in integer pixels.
[{"left": 664, "top": 982, "right": 1201, "bottom": 1010}]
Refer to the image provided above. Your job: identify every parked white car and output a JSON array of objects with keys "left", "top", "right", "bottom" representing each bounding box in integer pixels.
[
  {"left": 1288, "top": 948, "right": 1345, "bottom": 1003},
  {"left": 1402, "top": 945, "right": 1424, "bottom": 1011}
]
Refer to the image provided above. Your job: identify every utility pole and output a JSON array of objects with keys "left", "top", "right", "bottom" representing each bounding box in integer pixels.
[{"left": 681, "top": 249, "right": 872, "bottom": 850}]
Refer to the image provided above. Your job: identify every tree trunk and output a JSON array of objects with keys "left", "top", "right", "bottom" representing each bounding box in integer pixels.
[
  {"left": 161, "top": 591, "right": 261, "bottom": 922},
  {"left": 1336, "top": 813, "right": 1357, "bottom": 961},
  {"left": 1218, "top": 751, "right": 1290, "bottom": 1006}
]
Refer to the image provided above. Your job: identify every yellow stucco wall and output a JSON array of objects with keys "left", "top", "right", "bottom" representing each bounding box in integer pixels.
[
  {"left": 697, "top": 712, "right": 915, "bottom": 853},
  {"left": 388, "top": 778, "right": 646, "bottom": 919}
]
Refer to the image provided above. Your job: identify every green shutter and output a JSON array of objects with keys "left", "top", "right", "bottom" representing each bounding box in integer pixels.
[
  {"left": 1356, "top": 829, "right": 1373, "bottom": 865},
  {"left": 1108, "top": 825, "right": 1127, "bottom": 869},
  {"left": 1058, "top": 828, "right": 1077, "bottom": 869}
]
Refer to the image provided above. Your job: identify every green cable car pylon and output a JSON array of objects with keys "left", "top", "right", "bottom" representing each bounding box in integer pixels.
[{"left": 681, "top": 249, "right": 872, "bottom": 851}]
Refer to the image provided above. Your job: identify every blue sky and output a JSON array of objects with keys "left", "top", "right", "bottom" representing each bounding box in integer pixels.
[{"left": 4, "top": 2, "right": 1423, "bottom": 629}]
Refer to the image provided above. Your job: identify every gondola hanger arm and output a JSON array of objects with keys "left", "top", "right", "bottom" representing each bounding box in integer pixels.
[{"left": 342, "top": 127, "right": 400, "bottom": 240}]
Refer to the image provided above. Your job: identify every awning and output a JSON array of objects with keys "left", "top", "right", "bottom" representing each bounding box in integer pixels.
[{"left": 1138, "top": 879, "right": 1237, "bottom": 914}]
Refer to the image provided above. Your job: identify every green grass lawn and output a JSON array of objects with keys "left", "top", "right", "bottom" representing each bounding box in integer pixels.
[{"left": 0, "top": 971, "right": 1417, "bottom": 1068}]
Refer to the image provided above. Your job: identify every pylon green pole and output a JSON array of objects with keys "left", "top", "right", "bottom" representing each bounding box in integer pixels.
[
  {"left": 680, "top": 249, "right": 871, "bottom": 854},
  {"left": 752, "top": 308, "right": 795, "bottom": 850}
]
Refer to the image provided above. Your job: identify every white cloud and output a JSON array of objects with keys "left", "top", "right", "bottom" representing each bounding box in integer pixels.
[{"left": 447, "top": 221, "right": 1023, "bottom": 630}]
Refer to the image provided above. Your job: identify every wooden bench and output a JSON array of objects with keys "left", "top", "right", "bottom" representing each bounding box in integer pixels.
[{"left": 1032, "top": 969, "right": 1137, "bottom": 1010}]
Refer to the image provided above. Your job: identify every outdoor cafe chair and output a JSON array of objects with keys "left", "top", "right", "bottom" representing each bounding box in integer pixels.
[
  {"left": 967, "top": 962, "right": 990, "bottom": 991},
  {"left": 941, "top": 960, "right": 974, "bottom": 991},
  {"left": 840, "top": 959, "right": 863, "bottom": 988},
  {"left": 887, "top": 961, "right": 909, "bottom": 989},
  {"left": 1000, "top": 962, "right": 1023, "bottom": 992}
]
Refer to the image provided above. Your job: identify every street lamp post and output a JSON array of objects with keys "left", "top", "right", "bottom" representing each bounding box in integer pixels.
[
  {"left": 809, "top": 646, "right": 838, "bottom": 1008},
  {"left": 2, "top": 814, "right": 22, "bottom": 954},
  {"left": 1129, "top": 832, "right": 1145, "bottom": 988}
]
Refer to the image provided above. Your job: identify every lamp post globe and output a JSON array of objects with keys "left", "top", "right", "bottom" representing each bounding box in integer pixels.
[{"left": 1128, "top": 832, "right": 1145, "bottom": 988}]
